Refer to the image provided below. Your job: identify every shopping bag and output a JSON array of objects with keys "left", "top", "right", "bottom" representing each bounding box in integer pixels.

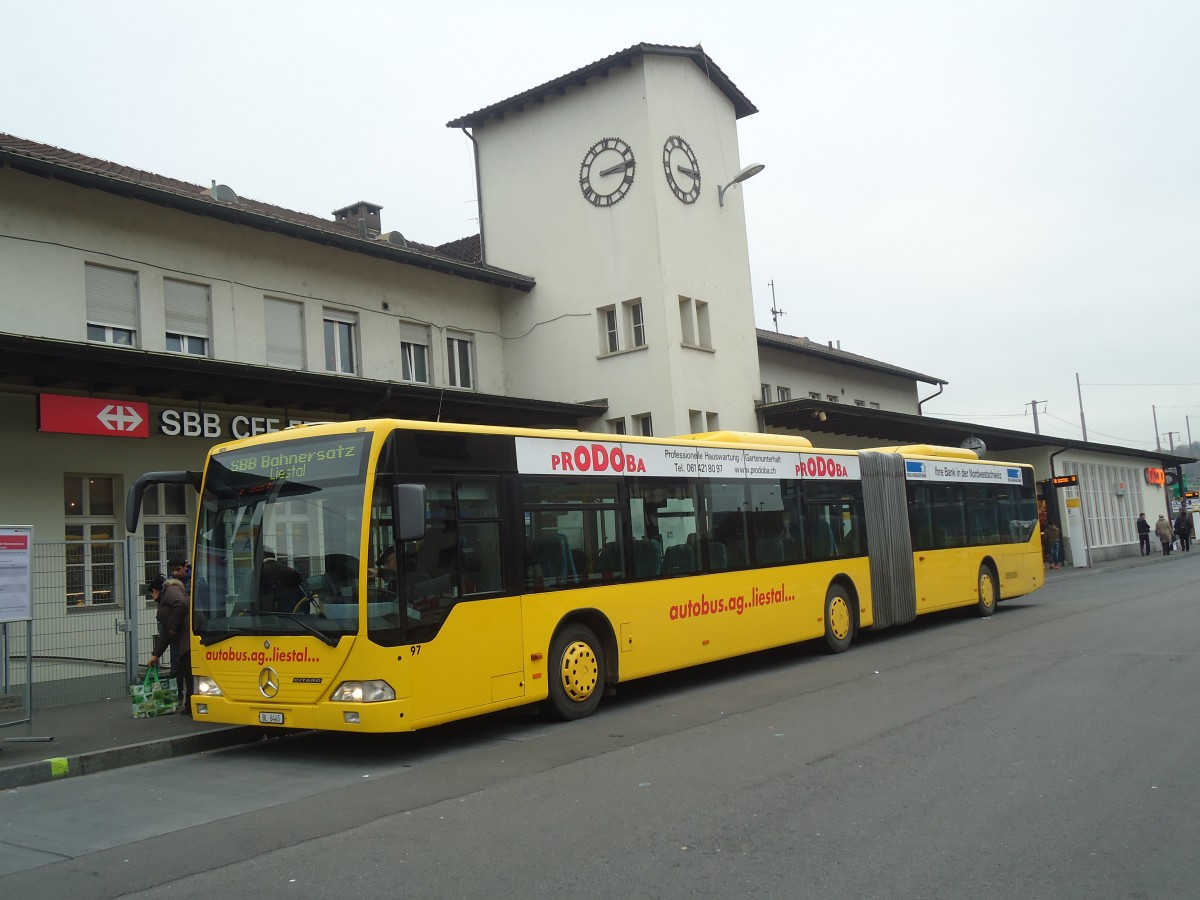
[{"left": 131, "top": 666, "right": 179, "bottom": 718}]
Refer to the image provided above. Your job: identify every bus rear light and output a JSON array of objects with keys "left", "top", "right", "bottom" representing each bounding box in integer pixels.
[
  {"left": 195, "top": 676, "right": 223, "bottom": 697},
  {"left": 331, "top": 680, "right": 395, "bottom": 703}
]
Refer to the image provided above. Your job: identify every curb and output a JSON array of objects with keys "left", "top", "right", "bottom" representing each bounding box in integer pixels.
[{"left": 0, "top": 726, "right": 261, "bottom": 791}]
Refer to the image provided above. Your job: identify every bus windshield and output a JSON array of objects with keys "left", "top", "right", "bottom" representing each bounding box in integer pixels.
[{"left": 191, "top": 432, "right": 372, "bottom": 643}]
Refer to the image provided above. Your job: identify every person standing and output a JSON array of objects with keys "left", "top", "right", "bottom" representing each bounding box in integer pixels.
[
  {"left": 1136, "top": 513, "right": 1152, "bottom": 556},
  {"left": 146, "top": 572, "right": 191, "bottom": 714},
  {"left": 1155, "top": 514, "right": 1174, "bottom": 556},
  {"left": 1044, "top": 521, "right": 1062, "bottom": 569},
  {"left": 1174, "top": 511, "right": 1191, "bottom": 552}
]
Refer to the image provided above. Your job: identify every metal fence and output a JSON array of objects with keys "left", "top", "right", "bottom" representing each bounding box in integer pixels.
[{"left": 1, "top": 538, "right": 166, "bottom": 710}]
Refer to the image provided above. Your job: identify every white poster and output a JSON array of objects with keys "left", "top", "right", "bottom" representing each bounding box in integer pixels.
[{"left": 0, "top": 526, "right": 33, "bottom": 623}]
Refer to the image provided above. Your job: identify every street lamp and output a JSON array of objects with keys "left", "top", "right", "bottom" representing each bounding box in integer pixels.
[{"left": 718, "top": 163, "right": 766, "bottom": 206}]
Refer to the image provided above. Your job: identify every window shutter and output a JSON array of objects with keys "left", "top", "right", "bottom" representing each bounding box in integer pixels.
[
  {"left": 397, "top": 321, "right": 428, "bottom": 346},
  {"left": 85, "top": 264, "right": 138, "bottom": 329},
  {"left": 265, "top": 298, "right": 305, "bottom": 368},
  {"left": 164, "top": 279, "right": 211, "bottom": 338}
]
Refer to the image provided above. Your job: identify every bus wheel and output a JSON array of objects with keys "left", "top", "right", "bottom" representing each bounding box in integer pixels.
[
  {"left": 546, "top": 623, "right": 606, "bottom": 720},
  {"left": 823, "top": 584, "right": 854, "bottom": 653},
  {"left": 976, "top": 564, "right": 998, "bottom": 617}
]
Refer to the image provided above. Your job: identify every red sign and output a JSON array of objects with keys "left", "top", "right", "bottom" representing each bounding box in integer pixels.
[
  {"left": 39, "top": 394, "right": 149, "bottom": 439},
  {"left": 1145, "top": 467, "right": 1165, "bottom": 486}
]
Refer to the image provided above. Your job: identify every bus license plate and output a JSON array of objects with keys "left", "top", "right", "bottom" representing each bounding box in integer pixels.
[{"left": 259, "top": 711, "right": 285, "bottom": 725}]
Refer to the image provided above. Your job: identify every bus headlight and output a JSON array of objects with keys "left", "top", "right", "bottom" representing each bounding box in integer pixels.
[
  {"left": 331, "top": 680, "right": 395, "bottom": 703},
  {"left": 195, "top": 676, "right": 223, "bottom": 697}
]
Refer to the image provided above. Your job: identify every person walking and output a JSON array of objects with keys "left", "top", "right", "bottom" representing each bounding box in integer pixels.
[
  {"left": 1155, "top": 514, "right": 1174, "bottom": 556},
  {"left": 1174, "top": 512, "right": 1192, "bottom": 552},
  {"left": 1136, "top": 513, "right": 1152, "bottom": 556},
  {"left": 1044, "top": 521, "right": 1062, "bottom": 569},
  {"left": 146, "top": 572, "right": 191, "bottom": 714}
]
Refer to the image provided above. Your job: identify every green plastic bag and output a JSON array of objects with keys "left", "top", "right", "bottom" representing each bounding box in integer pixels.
[{"left": 131, "top": 666, "right": 179, "bottom": 718}]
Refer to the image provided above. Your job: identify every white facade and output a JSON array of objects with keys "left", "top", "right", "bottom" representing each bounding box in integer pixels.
[{"left": 473, "top": 53, "right": 762, "bottom": 435}]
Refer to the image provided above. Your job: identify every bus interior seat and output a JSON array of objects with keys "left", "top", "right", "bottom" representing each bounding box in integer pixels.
[
  {"left": 662, "top": 542, "right": 697, "bottom": 575},
  {"left": 704, "top": 539, "right": 728, "bottom": 570},
  {"left": 633, "top": 538, "right": 662, "bottom": 577},
  {"left": 755, "top": 536, "right": 785, "bottom": 565}
]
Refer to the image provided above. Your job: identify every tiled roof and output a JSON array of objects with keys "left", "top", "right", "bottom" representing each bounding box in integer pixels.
[
  {"left": 0, "top": 133, "right": 528, "bottom": 290},
  {"left": 447, "top": 42, "right": 757, "bottom": 129},
  {"left": 757, "top": 329, "right": 947, "bottom": 386}
]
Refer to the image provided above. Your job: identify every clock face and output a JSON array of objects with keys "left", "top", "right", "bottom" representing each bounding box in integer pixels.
[
  {"left": 662, "top": 135, "right": 700, "bottom": 203},
  {"left": 579, "top": 137, "right": 635, "bottom": 207}
]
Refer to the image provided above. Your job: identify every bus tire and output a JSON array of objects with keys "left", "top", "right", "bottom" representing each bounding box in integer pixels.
[
  {"left": 976, "top": 564, "right": 998, "bottom": 617},
  {"left": 546, "top": 623, "right": 606, "bottom": 721},
  {"left": 823, "top": 583, "right": 854, "bottom": 653}
]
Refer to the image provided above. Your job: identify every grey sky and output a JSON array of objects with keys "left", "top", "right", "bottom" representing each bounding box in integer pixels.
[{"left": 5, "top": 1, "right": 1197, "bottom": 451}]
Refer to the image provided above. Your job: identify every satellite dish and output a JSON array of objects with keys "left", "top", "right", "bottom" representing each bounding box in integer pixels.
[{"left": 960, "top": 436, "right": 987, "bottom": 456}]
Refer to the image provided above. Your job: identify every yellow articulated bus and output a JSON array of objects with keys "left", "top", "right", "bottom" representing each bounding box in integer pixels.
[{"left": 126, "top": 420, "right": 1043, "bottom": 733}]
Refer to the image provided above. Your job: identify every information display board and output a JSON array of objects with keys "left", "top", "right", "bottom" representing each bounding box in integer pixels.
[{"left": 0, "top": 526, "right": 33, "bottom": 623}]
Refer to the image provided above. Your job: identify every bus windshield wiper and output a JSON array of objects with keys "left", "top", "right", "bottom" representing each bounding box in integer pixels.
[{"left": 266, "top": 612, "right": 340, "bottom": 647}]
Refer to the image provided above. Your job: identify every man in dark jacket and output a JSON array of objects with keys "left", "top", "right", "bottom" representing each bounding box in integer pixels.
[
  {"left": 1136, "top": 513, "right": 1152, "bottom": 556},
  {"left": 146, "top": 573, "right": 191, "bottom": 714},
  {"left": 1175, "top": 512, "right": 1192, "bottom": 552}
]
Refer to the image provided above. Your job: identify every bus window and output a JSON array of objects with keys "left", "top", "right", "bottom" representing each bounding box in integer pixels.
[
  {"left": 523, "top": 478, "right": 622, "bottom": 590},
  {"left": 805, "top": 481, "right": 865, "bottom": 561},
  {"left": 629, "top": 479, "right": 697, "bottom": 577},
  {"left": 701, "top": 480, "right": 748, "bottom": 570}
]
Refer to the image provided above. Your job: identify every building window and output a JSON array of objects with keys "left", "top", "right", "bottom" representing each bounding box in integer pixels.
[
  {"left": 854, "top": 399, "right": 866, "bottom": 407},
  {"left": 609, "top": 417, "right": 627, "bottom": 435},
  {"left": 870, "top": 402, "right": 881, "bottom": 409},
  {"left": 164, "top": 278, "right": 211, "bottom": 357},
  {"left": 140, "top": 482, "right": 190, "bottom": 584},
  {"left": 777, "top": 387, "right": 792, "bottom": 402},
  {"left": 85, "top": 263, "right": 138, "bottom": 347},
  {"left": 447, "top": 333, "right": 474, "bottom": 389},
  {"left": 689, "top": 409, "right": 704, "bottom": 433},
  {"left": 761, "top": 384, "right": 772, "bottom": 403},
  {"left": 679, "top": 296, "right": 712, "bottom": 348},
  {"left": 64, "top": 475, "right": 119, "bottom": 607},
  {"left": 323, "top": 309, "right": 359, "bottom": 375},
  {"left": 706, "top": 411, "right": 720, "bottom": 431},
  {"left": 635, "top": 414, "right": 653, "bottom": 437},
  {"left": 599, "top": 307, "right": 619, "bottom": 354},
  {"left": 809, "top": 391, "right": 821, "bottom": 400},
  {"left": 826, "top": 394, "right": 839, "bottom": 403},
  {"left": 265, "top": 297, "right": 305, "bottom": 368},
  {"left": 399, "top": 321, "right": 430, "bottom": 384},
  {"left": 626, "top": 300, "right": 646, "bottom": 348}
]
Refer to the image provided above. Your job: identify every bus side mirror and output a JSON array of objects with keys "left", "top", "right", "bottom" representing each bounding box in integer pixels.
[
  {"left": 393, "top": 483, "right": 428, "bottom": 543},
  {"left": 125, "top": 470, "right": 203, "bottom": 532}
]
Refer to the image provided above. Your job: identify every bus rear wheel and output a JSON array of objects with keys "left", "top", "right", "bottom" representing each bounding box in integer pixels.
[
  {"left": 976, "top": 564, "right": 998, "bottom": 617},
  {"left": 823, "top": 584, "right": 854, "bottom": 653},
  {"left": 546, "top": 623, "right": 606, "bottom": 720}
]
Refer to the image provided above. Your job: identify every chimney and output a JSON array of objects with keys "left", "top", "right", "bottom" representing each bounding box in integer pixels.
[{"left": 332, "top": 201, "right": 383, "bottom": 237}]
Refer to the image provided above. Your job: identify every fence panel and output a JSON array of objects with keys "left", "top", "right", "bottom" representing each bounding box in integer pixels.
[{"left": 1, "top": 540, "right": 165, "bottom": 709}]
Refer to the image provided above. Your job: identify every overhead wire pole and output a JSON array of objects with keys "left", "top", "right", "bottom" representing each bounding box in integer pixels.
[
  {"left": 1026, "top": 400, "right": 1046, "bottom": 434},
  {"left": 1075, "top": 372, "right": 1088, "bottom": 441},
  {"left": 1154, "top": 405, "right": 1162, "bottom": 451}
]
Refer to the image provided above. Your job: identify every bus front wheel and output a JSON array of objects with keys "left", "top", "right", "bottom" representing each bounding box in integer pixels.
[
  {"left": 976, "top": 564, "right": 998, "bottom": 617},
  {"left": 546, "top": 623, "right": 606, "bottom": 720},
  {"left": 823, "top": 584, "right": 854, "bottom": 653}
]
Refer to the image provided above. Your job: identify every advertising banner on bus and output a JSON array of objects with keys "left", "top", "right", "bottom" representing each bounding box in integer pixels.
[
  {"left": 904, "top": 459, "right": 1023, "bottom": 484},
  {"left": 515, "top": 438, "right": 860, "bottom": 482}
]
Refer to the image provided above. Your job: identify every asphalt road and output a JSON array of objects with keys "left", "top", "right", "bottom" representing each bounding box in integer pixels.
[{"left": 2, "top": 559, "right": 1198, "bottom": 899}]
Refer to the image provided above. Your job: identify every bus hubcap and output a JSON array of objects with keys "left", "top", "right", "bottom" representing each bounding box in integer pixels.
[
  {"left": 829, "top": 596, "right": 850, "bottom": 640},
  {"left": 560, "top": 640, "right": 599, "bottom": 702}
]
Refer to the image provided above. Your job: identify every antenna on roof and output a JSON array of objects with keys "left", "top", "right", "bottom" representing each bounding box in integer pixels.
[{"left": 768, "top": 280, "right": 786, "bottom": 332}]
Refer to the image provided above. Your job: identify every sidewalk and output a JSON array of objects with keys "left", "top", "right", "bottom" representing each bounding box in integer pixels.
[
  {"left": 0, "top": 695, "right": 260, "bottom": 790},
  {"left": 1, "top": 548, "right": 1193, "bottom": 790}
]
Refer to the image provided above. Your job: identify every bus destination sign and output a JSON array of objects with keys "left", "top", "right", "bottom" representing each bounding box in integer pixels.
[{"left": 216, "top": 434, "right": 370, "bottom": 483}]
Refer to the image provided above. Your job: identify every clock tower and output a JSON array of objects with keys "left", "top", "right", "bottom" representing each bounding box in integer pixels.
[{"left": 448, "top": 43, "right": 763, "bottom": 436}]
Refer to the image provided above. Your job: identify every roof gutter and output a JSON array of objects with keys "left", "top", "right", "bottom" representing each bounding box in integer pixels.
[{"left": 460, "top": 127, "right": 485, "bottom": 265}]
